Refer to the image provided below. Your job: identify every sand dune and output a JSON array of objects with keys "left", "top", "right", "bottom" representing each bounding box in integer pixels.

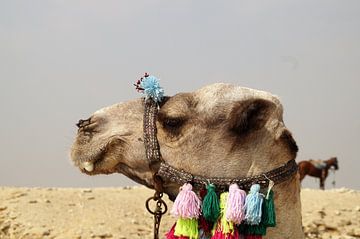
[{"left": 0, "top": 187, "right": 359, "bottom": 239}]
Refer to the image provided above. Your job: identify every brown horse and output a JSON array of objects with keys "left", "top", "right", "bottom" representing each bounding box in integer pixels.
[{"left": 298, "top": 157, "right": 339, "bottom": 190}]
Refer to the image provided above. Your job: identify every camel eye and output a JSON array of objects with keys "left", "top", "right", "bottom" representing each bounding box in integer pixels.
[
  {"left": 158, "top": 112, "right": 186, "bottom": 136},
  {"left": 163, "top": 118, "right": 183, "bottom": 129}
]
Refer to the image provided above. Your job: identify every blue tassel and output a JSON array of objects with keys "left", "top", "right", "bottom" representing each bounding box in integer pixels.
[
  {"left": 140, "top": 75, "right": 164, "bottom": 103},
  {"left": 244, "top": 184, "right": 264, "bottom": 225}
]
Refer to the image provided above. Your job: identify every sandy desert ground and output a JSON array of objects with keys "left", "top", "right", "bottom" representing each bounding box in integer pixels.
[{"left": 0, "top": 187, "right": 359, "bottom": 239}]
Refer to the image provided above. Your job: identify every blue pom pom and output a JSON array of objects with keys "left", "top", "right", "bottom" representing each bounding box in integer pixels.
[{"left": 140, "top": 75, "right": 164, "bottom": 103}]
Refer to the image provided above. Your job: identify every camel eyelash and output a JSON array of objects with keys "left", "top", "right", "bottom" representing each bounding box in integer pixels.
[
  {"left": 158, "top": 116, "right": 186, "bottom": 137},
  {"left": 163, "top": 118, "right": 184, "bottom": 128}
]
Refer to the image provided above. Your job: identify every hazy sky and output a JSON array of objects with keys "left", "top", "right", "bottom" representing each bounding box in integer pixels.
[{"left": 1, "top": 1, "right": 359, "bottom": 189}]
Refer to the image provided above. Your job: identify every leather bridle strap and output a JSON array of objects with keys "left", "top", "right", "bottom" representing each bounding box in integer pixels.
[
  {"left": 143, "top": 98, "right": 162, "bottom": 170},
  {"left": 158, "top": 159, "right": 298, "bottom": 192},
  {"left": 143, "top": 98, "right": 167, "bottom": 239}
]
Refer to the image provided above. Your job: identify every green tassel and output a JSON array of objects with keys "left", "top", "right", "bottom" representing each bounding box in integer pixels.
[
  {"left": 202, "top": 184, "right": 220, "bottom": 222},
  {"left": 247, "top": 223, "right": 267, "bottom": 235},
  {"left": 237, "top": 223, "right": 246, "bottom": 234},
  {"left": 238, "top": 189, "right": 276, "bottom": 236},
  {"left": 174, "top": 218, "right": 199, "bottom": 239},
  {"left": 262, "top": 190, "right": 276, "bottom": 227},
  {"left": 237, "top": 223, "right": 267, "bottom": 236}
]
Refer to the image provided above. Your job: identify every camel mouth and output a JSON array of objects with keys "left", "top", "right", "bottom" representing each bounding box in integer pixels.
[
  {"left": 71, "top": 136, "right": 127, "bottom": 175},
  {"left": 71, "top": 144, "right": 108, "bottom": 175},
  {"left": 79, "top": 151, "right": 107, "bottom": 175}
]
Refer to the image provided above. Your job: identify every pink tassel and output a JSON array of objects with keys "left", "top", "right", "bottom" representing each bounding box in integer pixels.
[
  {"left": 171, "top": 183, "right": 201, "bottom": 219},
  {"left": 226, "top": 184, "right": 246, "bottom": 225},
  {"left": 166, "top": 223, "right": 189, "bottom": 239}
]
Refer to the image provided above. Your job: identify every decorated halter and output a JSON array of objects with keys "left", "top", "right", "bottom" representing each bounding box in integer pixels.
[{"left": 134, "top": 74, "right": 298, "bottom": 239}]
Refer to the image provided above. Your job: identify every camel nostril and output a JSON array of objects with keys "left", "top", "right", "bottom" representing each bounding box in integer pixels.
[
  {"left": 76, "top": 120, "right": 84, "bottom": 128},
  {"left": 76, "top": 117, "right": 92, "bottom": 129}
]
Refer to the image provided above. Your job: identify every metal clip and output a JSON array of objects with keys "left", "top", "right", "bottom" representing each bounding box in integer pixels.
[{"left": 263, "top": 174, "right": 275, "bottom": 200}]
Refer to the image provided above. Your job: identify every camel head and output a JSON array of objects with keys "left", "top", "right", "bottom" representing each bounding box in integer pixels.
[{"left": 70, "top": 83, "right": 298, "bottom": 199}]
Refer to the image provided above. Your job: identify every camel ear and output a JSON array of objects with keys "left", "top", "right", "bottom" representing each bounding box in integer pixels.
[
  {"left": 279, "top": 129, "right": 298, "bottom": 154},
  {"left": 278, "top": 129, "right": 298, "bottom": 158},
  {"left": 229, "top": 99, "right": 276, "bottom": 136}
]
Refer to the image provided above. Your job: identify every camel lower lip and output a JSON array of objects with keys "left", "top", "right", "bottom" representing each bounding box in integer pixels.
[
  {"left": 74, "top": 146, "right": 107, "bottom": 172},
  {"left": 75, "top": 157, "right": 100, "bottom": 174},
  {"left": 82, "top": 161, "right": 94, "bottom": 172}
]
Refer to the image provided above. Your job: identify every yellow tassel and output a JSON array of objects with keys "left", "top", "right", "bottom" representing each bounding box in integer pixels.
[
  {"left": 220, "top": 193, "right": 235, "bottom": 234},
  {"left": 212, "top": 192, "right": 237, "bottom": 237},
  {"left": 174, "top": 218, "right": 199, "bottom": 239}
]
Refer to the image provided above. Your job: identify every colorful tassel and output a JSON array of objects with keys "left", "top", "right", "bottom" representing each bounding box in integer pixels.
[
  {"left": 226, "top": 184, "right": 247, "bottom": 225},
  {"left": 166, "top": 223, "right": 189, "bottom": 239},
  {"left": 199, "top": 229, "right": 212, "bottom": 239},
  {"left": 244, "top": 184, "right": 263, "bottom": 225},
  {"left": 168, "top": 218, "right": 213, "bottom": 239},
  {"left": 171, "top": 183, "right": 201, "bottom": 219},
  {"left": 166, "top": 223, "right": 177, "bottom": 239},
  {"left": 139, "top": 74, "right": 164, "bottom": 103},
  {"left": 174, "top": 218, "right": 199, "bottom": 239},
  {"left": 202, "top": 184, "right": 220, "bottom": 222},
  {"left": 212, "top": 228, "right": 240, "bottom": 239},
  {"left": 219, "top": 193, "right": 234, "bottom": 235},
  {"left": 262, "top": 190, "right": 276, "bottom": 227},
  {"left": 212, "top": 192, "right": 239, "bottom": 239},
  {"left": 237, "top": 223, "right": 265, "bottom": 236},
  {"left": 199, "top": 216, "right": 212, "bottom": 237},
  {"left": 240, "top": 190, "right": 276, "bottom": 236},
  {"left": 245, "top": 224, "right": 266, "bottom": 236}
]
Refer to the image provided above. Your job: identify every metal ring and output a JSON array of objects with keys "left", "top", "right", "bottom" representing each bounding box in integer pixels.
[{"left": 145, "top": 197, "right": 168, "bottom": 216}]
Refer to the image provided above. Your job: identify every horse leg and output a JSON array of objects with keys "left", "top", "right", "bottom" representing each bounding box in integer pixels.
[
  {"left": 320, "top": 169, "right": 326, "bottom": 190},
  {"left": 320, "top": 179, "right": 325, "bottom": 190},
  {"left": 323, "top": 169, "right": 328, "bottom": 190}
]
